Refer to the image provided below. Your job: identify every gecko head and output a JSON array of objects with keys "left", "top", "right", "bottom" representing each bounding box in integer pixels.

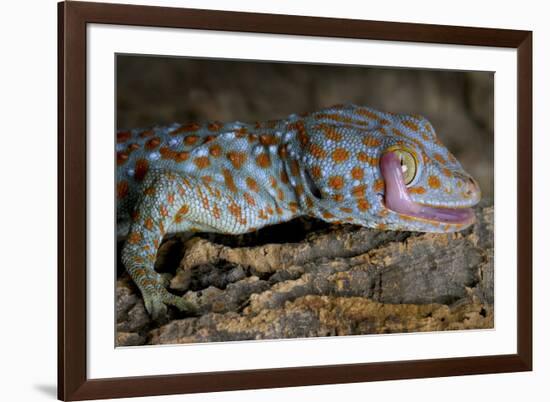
[{"left": 377, "top": 117, "right": 481, "bottom": 231}]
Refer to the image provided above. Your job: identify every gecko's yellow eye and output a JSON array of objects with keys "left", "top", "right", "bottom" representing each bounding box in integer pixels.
[{"left": 393, "top": 149, "right": 417, "bottom": 185}]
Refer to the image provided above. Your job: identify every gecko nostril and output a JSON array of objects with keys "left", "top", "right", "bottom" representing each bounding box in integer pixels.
[{"left": 466, "top": 177, "right": 478, "bottom": 195}]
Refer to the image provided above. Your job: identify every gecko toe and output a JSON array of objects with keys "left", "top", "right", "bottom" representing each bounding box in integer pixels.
[{"left": 142, "top": 286, "right": 198, "bottom": 321}]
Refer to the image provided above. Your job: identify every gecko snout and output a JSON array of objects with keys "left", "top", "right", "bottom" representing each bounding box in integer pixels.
[{"left": 463, "top": 176, "right": 481, "bottom": 203}]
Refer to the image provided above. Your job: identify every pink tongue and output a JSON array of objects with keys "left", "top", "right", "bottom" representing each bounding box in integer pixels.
[{"left": 380, "top": 152, "right": 474, "bottom": 224}]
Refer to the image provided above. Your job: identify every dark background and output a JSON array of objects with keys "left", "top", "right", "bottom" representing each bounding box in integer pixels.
[{"left": 117, "top": 55, "right": 494, "bottom": 201}]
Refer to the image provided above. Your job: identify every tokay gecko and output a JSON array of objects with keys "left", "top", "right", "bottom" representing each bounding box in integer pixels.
[{"left": 117, "top": 104, "right": 481, "bottom": 319}]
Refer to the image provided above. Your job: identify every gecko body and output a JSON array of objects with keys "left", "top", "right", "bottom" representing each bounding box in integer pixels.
[{"left": 117, "top": 104, "right": 481, "bottom": 319}]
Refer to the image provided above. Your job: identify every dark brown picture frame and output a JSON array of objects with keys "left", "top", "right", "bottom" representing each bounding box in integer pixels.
[{"left": 58, "top": 1, "right": 532, "bottom": 400}]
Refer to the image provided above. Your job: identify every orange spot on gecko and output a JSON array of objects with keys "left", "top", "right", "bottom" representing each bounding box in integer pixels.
[
  {"left": 256, "top": 153, "right": 271, "bottom": 168},
  {"left": 117, "top": 151, "right": 129, "bottom": 166},
  {"left": 434, "top": 153, "right": 447, "bottom": 164},
  {"left": 159, "top": 147, "right": 189, "bottom": 162},
  {"left": 158, "top": 221, "right": 165, "bottom": 235},
  {"left": 193, "top": 156, "right": 210, "bottom": 169},
  {"left": 332, "top": 148, "right": 349, "bottom": 163},
  {"left": 322, "top": 211, "right": 335, "bottom": 219},
  {"left": 134, "top": 159, "right": 149, "bottom": 181},
  {"left": 409, "top": 186, "right": 426, "bottom": 194},
  {"left": 356, "top": 108, "right": 379, "bottom": 120},
  {"left": 246, "top": 177, "right": 259, "bottom": 192},
  {"left": 428, "top": 175, "right": 441, "bottom": 189},
  {"left": 159, "top": 204, "right": 169, "bottom": 217},
  {"left": 340, "top": 207, "right": 353, "bottom": 213},
  {"left": 212, "top": 203, "right": 221, "bottom": 220},
  {"left": 280, "top": 170, "right": 289, "bottom": 184},
  {"left": 117, "top": 181, "right": 129, "bottom": 199},
  {"left": 167, "top": 193, "right": 175, "bottom": 205},
  {"left": 351, "top": 166, "right": 364, "bottom": 180},
  {"left": 178, "top": 204, "right": 189, "bottom": 215},
  {"left": 145, "top": 137, "right": 160, "bottom": 150},
  {"left": 208, "top": 122, "right": 222, "bottom": 131},
  {"left": 127, "top": 143, "right": 140, "bottom": 153},
  {"left": 131, "top": 210, "right": 139, "bottom": 222},
  {"left": 316, "top": 113, "right": 370, "bottom": 127},
  {"left": 197, "top": 187, "right": 209, "bottom": 210},
  {"left": 258, "top": 209, "right": 268, "bottom": 220},
  {"left": 139, "top": 129, "right": 154, "bottom": 138},
  {"left": 209, "top": 144, "right": 222, "bottom": 157},
  {"left": 328, "top": 175, "right": 344, "bottom": 190},
  {"left": 288, "top": 121, "right": 308, "bottom": 147},
  {"left": 128, "top": 232, "right": 141, "bottom": 244},
  {"left": 278, "top": 188, "right": 286, "bottom": 202},
  {"left": 228, "top": 202, "right": 246, "bottom": 225},
  {"left": 223, "top": 169, "right": 238, "bottom": 193},
  {"left": 332, "top": 194, "right": 344, "bottom": 202},
  {"left": 391, "top": 128, "right": 405, "bottom": 137},
  {"left": 260, "top": 135, "right": 279, "bottom": 146},
  {"left": 144, "top": 218, "right": 154, "bottom": 231},
  {"left": 172, "top": 123, "right": 200, "bottom": 135},
  {"left": 308, "top": 143, "right": 327, "bottom": 160},
  {"left": 373, "top": 179, "right": 385, "bottom": 192},
  {"left": 357, "top": 199, "right": 370, "bottom": 211},
  {"left": 357, "top": 152, "right": 378, "bottom": 166},
  {"left": 362, "top": 137, "right": 381, "bottom": 147},
  {"left": 402, "top": 120, "right": 419, "bottom": 131},
  {"left": 320, "top": 124, "right": 342, "bottom": 141},
  {"left": 174, "top": 152, "right": 188, "bottom": 163},
  {"left": 310, "top": 165, "right": 322, "bottom": 179},
  {"left": 442, "top": 168, "right": 452, "bottom": 178},
  {"left": 243, "top": 192, "right": 256, "bottom": 206},
  {"left": 290, "top": 159, "right": 300, "bottom": 176},
  {"left": 351, "top": 184, "right": 366, "bottom": 199},
  {"left": 116, "top": 131, "right": 131, "bottom": 143},
  {"left": 277, "top": 145, "right": 288, "bottom": 159},
  {"left": 226, "top": 151, "right": 247, "bottom": 169},
  {"left": 184, "top": 135, "right": 200, "bottom": 146},
  {"left": 288, "top": 202, "right": 299, "bottom": 213}
]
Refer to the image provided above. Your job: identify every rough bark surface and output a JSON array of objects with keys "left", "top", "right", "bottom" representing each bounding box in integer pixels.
[{"left": 116, "top": 205, "right": 494, "bottom": 346}]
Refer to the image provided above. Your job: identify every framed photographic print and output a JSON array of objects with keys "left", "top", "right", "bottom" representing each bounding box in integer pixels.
[{"left": 58, "top": 1, "right": 532, "bottom": 400}]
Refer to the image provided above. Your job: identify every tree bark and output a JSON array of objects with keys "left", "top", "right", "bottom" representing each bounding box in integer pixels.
[{"left": 116, "top": 205, "right": 494, "bottom": 346}]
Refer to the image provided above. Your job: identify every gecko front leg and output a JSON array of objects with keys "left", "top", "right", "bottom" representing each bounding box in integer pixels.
[{"left": 121, "top": 169, "right": 199, "bottom": 321}]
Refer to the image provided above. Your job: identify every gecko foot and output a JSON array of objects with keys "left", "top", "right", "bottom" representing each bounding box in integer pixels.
[{"left": 141, "top": 283, "right": 198, "bottom": 322}]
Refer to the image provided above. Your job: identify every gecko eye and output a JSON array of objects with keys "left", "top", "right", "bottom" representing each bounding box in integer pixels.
[{"left": 392, "top": 149, "right": 417, "bottom": 185}]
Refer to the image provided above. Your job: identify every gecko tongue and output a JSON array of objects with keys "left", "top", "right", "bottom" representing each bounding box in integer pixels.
[{"left": 380, "top": 152, "right": 474, "bottom": 224}]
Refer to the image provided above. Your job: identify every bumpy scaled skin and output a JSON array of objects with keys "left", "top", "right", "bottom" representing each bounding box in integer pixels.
[{"left": 117, "top": 104, "right": 481, "bottom": 319}]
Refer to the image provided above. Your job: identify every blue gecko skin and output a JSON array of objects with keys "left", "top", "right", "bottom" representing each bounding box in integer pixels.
[{"left": 116, "top": 104, "right": 481, "bottom": 318}]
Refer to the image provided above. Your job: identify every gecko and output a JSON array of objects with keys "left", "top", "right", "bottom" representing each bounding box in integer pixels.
[{"left": 117, "top": 104, "right": 481, "bottom": 320}]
